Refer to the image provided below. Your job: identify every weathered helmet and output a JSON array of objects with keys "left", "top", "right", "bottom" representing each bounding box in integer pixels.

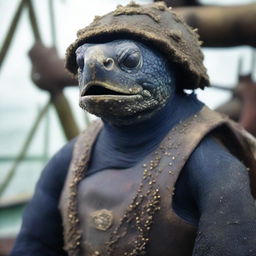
[{"left": 66, "top": 1, "right": 209, "bottom": 90}]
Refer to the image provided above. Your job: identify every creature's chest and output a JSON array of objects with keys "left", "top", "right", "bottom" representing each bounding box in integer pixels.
[
  {"left": 77, "top": 161, "right": 144, "bottom": 255},
  {"left": 76, "top": 153, "right": 196, "bottom": 256},
  {"left": 78, "top": 166, "right": 141, "bottom": 232}
]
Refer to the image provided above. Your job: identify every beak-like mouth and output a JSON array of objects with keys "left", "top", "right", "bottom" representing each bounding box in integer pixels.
[{"left": 81, "top": 81, "right": 141, "bottom": 97}]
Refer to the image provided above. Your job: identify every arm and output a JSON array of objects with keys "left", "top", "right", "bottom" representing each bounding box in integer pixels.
[
  {"left": 186, "top": 137, "right": 256, "bottom": 256},
  {"left": 10, "top": 139, "right": 76, "bottom": 256}
]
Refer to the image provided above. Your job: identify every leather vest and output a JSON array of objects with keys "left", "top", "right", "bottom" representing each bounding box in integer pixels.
[{"left": 59, "top": 106, "right": 256, "bottom": 256}]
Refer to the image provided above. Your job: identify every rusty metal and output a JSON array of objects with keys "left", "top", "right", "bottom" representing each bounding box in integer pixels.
[
  {"left": 216, "top": 52, "right": 256, "bottom": 136},
  {"left": 155, "top": 0, "right": 200, "bottom": 8},
  {"left": 238, "top": 74, "right": 256, "bottom": 136},
  {"left": 25, "top": 0, "right": 80, "bottom": 140},
  {"left": 28, "top": 41, "right": 80, "bottom": 139},
  {"left": 175, "top": 3, "right": 256, "bottom": 47},
  {"left": 215, "top": 97, "right": 241, "bottom": 122},
  {"left": 0, "top": 238, "right": 15, "bottom": 256},
  {"left": 28, "top": 42, "right": 77, "bottom": 93},
  {"left": 0, "top": 2, "right": 79, "bottom": 198},
  {"left": 211, "top": 85, "right": 233, "bottom": 92}
]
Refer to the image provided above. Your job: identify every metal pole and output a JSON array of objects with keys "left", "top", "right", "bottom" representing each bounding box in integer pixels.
[
  {"left": 0, "top": 156, "right": 48, "bottom": 162},
  {"left": 43, "top": 104, "right": 50, "bottom": 161},
  {"left": 51, "top": 91, "right": 80, "bottom": 140},
  {"left": 27, "top": 0, "right": 79, "bottom": 140},
  {"left": 48, "top": 0, "right": 57, "bottom": 48},
  {"left": 210, "top": 85, "right": 234, "bottom": 92},
  {"left": 0, "top": 0, "right": 29, "bottom": 71},
  {"left": 251, "top": 50, "right": 256, "bottom": 80},
  {"left": 26, "top": 0, "right": 42, "bottom": 42}
]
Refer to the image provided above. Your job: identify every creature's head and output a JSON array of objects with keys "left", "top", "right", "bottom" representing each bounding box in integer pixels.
[
  {"left": 76, "top": 39, "right": 175, "bottom": 125},
  {"left": 66, "top": 2, "right": 209, "bottom": 125}
]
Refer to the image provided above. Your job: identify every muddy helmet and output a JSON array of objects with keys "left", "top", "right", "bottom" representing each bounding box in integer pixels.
[{"left": 65, "top": 1, "right": 209, "bottom": 90}]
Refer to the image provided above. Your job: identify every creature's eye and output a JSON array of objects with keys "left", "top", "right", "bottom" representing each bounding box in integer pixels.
[{"left": 120, "top": 51, "right": 141, "bottom": 70}]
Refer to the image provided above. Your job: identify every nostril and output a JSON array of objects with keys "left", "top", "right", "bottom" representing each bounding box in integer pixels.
[
  {"left": 88, "top": 60, "right": 95, "bottom": 68},
  {"left": 103, "top": 58, "right": 114, "bottom": 70}
]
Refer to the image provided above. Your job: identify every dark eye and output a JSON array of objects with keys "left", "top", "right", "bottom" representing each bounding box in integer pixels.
[{"left": 121, "top": 52, "right": 141, "bottom": 69}]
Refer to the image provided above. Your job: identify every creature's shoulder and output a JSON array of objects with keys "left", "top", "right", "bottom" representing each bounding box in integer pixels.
[
  {"left": 38, "top": 138, "right": 77, "bottom": 191},
  {"left": 186, "top": 134, "right": 246, "bottom": 179},
  {"left": 183, "top": 117, "right": 256, "bottom": 199},
  {"left": 50, "top": 138, "right": 76, "bottom": 165},
  {"left": 169, "top": 106, "right": 256, "bottom": 194}
]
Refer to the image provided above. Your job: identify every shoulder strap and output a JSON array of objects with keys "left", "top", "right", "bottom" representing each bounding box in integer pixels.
[
  {"left": 162, "top": 106, "right": 256, "bottom": 199},
  {"left": 160, "top": 106, "right": 256, "bottom": 198},
  {"left": 213, "top": 118, "right": 256, "bottom": 198},
  {"left": 59, "top": 119, "right": 103, "bottom": 256},
  {"left": 161, "top": 106, "right": 227, "bottom": 181}
]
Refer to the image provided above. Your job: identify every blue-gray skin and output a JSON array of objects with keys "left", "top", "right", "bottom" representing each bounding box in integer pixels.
[
  {"left": 11, "top": 39, "right": 256, "bottom": 256},
  {"left": 76, "top": 40, "right": 174, "bottom": 126}
]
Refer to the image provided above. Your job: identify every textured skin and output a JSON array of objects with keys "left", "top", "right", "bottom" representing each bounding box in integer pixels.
[
  {"left": 187, "top": 138, "right": 256, "bottom": 255},
  {"left": 76, "top": 40, "right": 175, "bottom": 125}
]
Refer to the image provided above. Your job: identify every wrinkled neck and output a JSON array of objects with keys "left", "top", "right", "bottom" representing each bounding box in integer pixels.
[
  {"left": 101, "top": 93, "right": 203, "bottom": 153},
  {"left": 87, "top": 93, "right": 204, "bottom": 175}
]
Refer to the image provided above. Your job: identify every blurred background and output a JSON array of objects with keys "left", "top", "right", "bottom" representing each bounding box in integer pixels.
[{"left": 0, "top": 0, "right": 256, "bottom": 255}]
